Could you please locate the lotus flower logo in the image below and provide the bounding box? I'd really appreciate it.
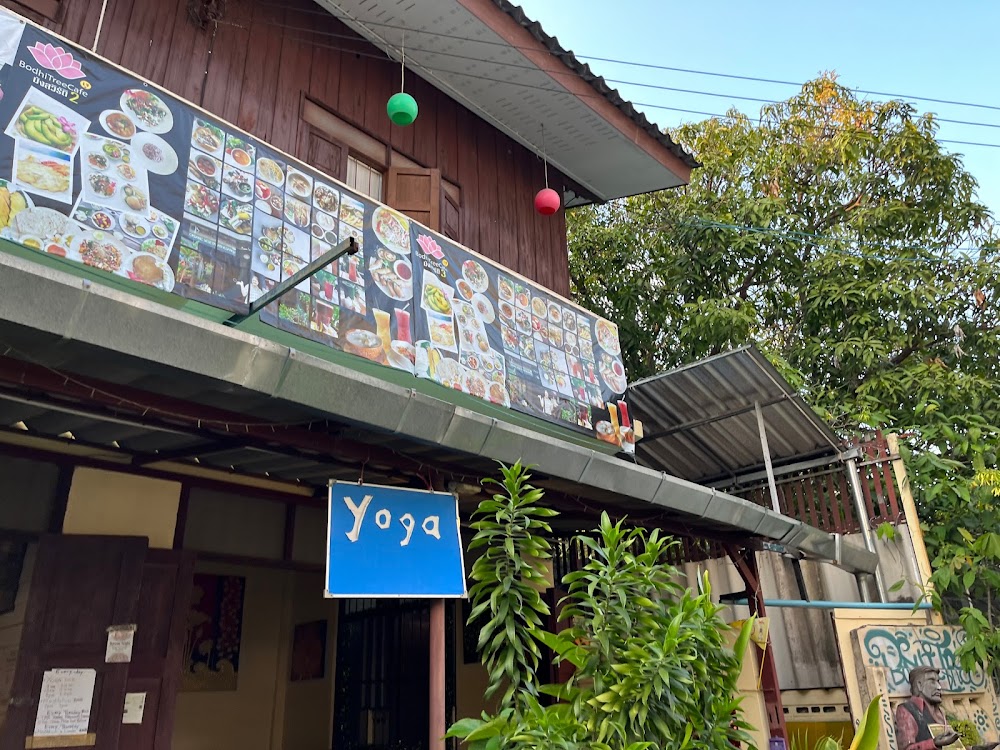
[27,43,85,80]
[416,234,444,260]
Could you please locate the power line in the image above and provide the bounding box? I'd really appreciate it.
[220,22,1000,151]
[675,217,992,263]
[240,13,1000,129]
[254,2,1000,116]
[576,55,1000,115]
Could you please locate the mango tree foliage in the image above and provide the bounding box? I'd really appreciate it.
[568,75,1000,678]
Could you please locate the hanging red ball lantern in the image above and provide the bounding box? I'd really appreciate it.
[534,187,560,216]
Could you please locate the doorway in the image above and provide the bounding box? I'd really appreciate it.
[333,598,459,750]
[0,534,193,750]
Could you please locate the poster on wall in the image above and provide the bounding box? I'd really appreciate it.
[0,9,632,447]
[183,574,245,692]
[0,10,416,370]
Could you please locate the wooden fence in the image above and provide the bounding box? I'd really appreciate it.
[733,433,902,534]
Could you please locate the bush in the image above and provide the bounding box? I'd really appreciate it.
[448,462,755,750]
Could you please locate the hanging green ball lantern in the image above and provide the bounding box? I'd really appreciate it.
[387,92,418,127]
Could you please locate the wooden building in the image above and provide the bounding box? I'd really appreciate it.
[0,2,878,750]
[4,0,695,296]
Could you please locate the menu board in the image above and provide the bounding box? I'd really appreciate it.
[0,11,632,447]
[410,228,632,445]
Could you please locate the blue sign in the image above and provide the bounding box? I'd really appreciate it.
[325,483,467,598]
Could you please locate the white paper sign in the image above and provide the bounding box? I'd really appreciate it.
[32,668,96,737]
[105,626,136,664]
[0,9,25,68]
[122,692,146,725]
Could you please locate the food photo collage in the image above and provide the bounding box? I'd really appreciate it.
[0,81,181,291]
[411,231,634,445]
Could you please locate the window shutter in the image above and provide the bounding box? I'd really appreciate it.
[303,129,349,184]
[386,167,441,232]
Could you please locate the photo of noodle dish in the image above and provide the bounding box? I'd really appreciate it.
[434,357,464,391]
[464,370,488,401]
[372,206,410,255]
[461,259,489,293]
[595,318,621,355]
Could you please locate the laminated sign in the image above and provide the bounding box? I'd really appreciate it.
[326,483,466,598]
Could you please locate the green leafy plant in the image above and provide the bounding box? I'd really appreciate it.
[467,461,556,707]
[876,522,898,542]
[450,463,754,750]
[537,514,753,749]
[849,698,883,750]
[947,716,981,748]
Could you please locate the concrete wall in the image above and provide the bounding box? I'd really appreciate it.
[688,526,927,695]
[281,572,339,750]
[173,561,290,750]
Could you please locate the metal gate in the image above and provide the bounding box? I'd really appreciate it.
[333,599,455,750]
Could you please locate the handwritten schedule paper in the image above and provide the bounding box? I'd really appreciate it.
[32,669,96,737]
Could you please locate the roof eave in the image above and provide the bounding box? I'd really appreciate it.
[0,252,874,575]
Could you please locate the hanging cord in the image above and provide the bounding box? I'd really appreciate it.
[541,124,549,189]
[400,31,405,93]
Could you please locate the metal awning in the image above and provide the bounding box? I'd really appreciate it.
[0,252,876,574]
[628,347,843,485]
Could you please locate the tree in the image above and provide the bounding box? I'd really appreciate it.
[567,75,1000,678]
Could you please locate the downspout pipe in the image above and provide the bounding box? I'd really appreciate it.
[843,456,888,602]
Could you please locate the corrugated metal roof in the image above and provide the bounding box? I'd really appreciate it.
[628,346,842,484]
[493,0,699,170]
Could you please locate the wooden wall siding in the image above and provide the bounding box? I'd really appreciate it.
[3,0,571,295]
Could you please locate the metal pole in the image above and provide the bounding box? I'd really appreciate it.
[844,458,887,602]
[727,598,932,611]
[754,401,781,513]
[226,237,358,327]
[429,599,446,750]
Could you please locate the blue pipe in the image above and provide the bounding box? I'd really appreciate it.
[728,598,932,611]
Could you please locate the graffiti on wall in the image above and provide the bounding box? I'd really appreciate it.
[858,626,987,696]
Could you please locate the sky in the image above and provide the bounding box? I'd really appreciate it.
[516,0,1000,221]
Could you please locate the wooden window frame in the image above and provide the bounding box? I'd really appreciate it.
[346,153,386,202]
[300,96,462,240]
[8,0,63,23]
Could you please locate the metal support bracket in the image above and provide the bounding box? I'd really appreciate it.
[225,237,358,328]
[754,401,781,513]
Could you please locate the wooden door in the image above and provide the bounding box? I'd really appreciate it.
[0,535,147,750]
[386,167,441,232]
[119,550,195,750]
